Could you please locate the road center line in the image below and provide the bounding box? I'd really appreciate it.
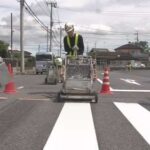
[114,102,150,145]
[43,103,99,150]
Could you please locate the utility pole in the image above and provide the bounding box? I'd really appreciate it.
[87,44,89,53]
[10,13,13,56]
[46,26,49,52]
[95,41,97,48]
[135,31,139,42]
[38,45,40,52]
[20,0,25,73]
[59,26,62,57]
[47,1,57,52]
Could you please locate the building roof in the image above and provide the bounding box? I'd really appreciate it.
[90,48,109,52]
[115,43,143,51]
[8,49,32,55]
[89,51,133,60]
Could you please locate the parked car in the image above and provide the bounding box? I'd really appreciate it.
[133,63,146,68]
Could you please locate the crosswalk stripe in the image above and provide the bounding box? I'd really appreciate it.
[43,103,99,150]
[114,102,150,145]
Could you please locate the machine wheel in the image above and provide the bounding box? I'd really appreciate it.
[94,93,98,103]
[57,92,63,102]
[45,78,47,84]
[91,93,98,103]
[54,79,57,85]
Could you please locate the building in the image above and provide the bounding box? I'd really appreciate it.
[89,43,149,68]
[8,49,32,58]
[4,49,35,68]
[115,43,149,62]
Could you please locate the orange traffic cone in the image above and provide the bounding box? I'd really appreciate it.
[100,67,112,94]
[3,64,16,94]
[3,82,16,94]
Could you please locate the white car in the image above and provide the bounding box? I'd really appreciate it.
[133,63,145,68]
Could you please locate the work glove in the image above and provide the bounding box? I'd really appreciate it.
[72,45,79,51]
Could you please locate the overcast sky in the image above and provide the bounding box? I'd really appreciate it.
[1,0,150,55]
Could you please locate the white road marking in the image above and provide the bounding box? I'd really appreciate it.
[43,103,99,150]
[18,97,50,101]
[96,78,113,91]
[17,86,24,90]
[120,78,141,85]
[97,78,103,84]
[97,78,150,92]
[0,97,8,100]
[114,102,150,145]
[112,89,150,92]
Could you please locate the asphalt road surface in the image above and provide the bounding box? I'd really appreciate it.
[0,70,150,150]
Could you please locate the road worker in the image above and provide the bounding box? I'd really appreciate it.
[63,23,84,57]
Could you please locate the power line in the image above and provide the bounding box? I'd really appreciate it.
[24,1,48,32]
[34,0,50,16]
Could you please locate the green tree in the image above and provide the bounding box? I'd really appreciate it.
[134,41,150,53]
[0,40,9,58]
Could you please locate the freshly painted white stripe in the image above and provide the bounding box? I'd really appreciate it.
[18,98,50,101]
[0,97,8,100]
[43,103,99,150]
[97,78,113,90]
[97,78,150,92]
[112,89,150,92]
[120,78,141,85]
[114,102,150,145]
[97,78,103,84]
[17,86,24,90]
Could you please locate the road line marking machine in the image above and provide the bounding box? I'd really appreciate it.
[57,55,98,103]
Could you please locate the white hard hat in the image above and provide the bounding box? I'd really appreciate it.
[64,23,74,33]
